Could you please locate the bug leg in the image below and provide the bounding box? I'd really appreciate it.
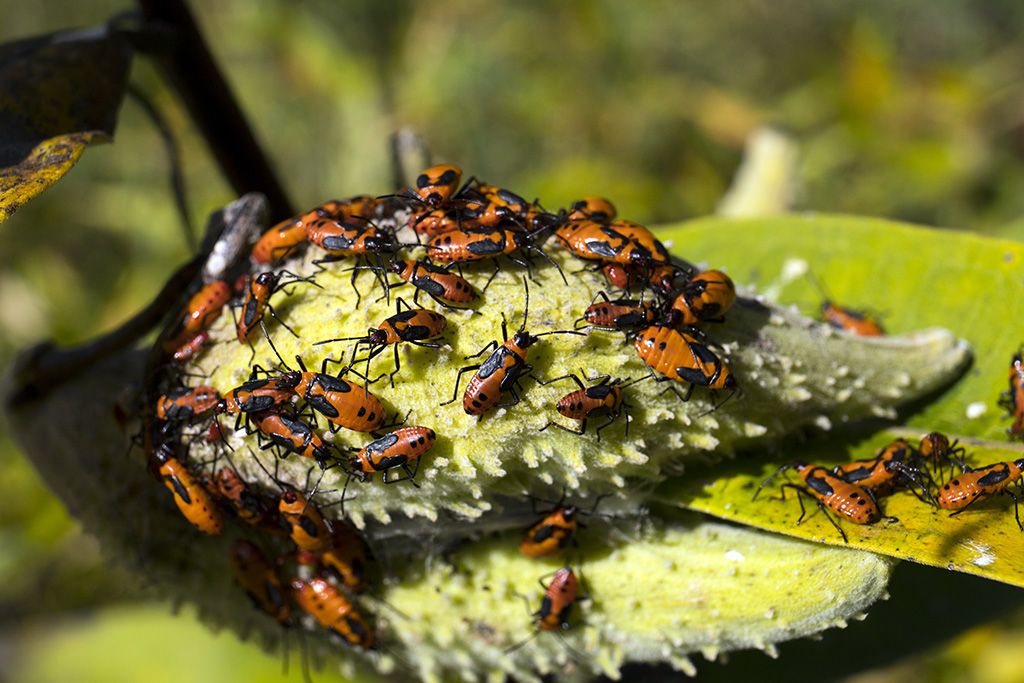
[539,420,586,436]
[440,364,482,406]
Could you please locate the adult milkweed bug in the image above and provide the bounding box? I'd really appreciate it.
[231,539,291,624]
[290,576,376,649]
[575,292,658,333]
[151,444,224,535]
[345,426,436,485]
[162,280,232,357]
[832,438,935,503]
[441,279,582,416]
[999,350,1024,441]
[754,461,881,543]
[518,494,609,559]
[917,432,966,482]
[387,259,478,307]
[314,297,448,388]
[667,269,736,326]
[633,325,738,405]
[156,386,222,422]
[538,373,632,441]
[937,459,1024,530]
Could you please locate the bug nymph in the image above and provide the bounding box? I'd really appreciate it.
[538,372,633,441]
[754,461,881,543]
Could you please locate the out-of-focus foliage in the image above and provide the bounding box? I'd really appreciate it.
[3,1,1024,682]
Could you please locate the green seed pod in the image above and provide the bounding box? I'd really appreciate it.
[2,195,969,681]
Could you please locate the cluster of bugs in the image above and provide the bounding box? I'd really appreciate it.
[138,162,754,667]
[757,429,1024,541]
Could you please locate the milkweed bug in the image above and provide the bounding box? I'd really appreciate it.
[519,494,609,559]
[667,269,736,326]
[833,438,935,504]
[252,216,309,264]
[231,540,291,624]
[218,374,301,420]
[279,487,335,553]
[937,459,1024,530]
[565,197,616,223]
[575,292,658,333]
[426,226,567,285]
[345,426,436,485]
[314,297,448,388]
[170,331,211,363]
[538,373,632,441]
[236,270,320,347]
[754,462,881,543]
[250,410,339,467]
[290,576,376,649]
[152,444,224,535]
[506,567,588,658]
[162,280,232,357]
[387,259,478,307]
[213,466,280,529]
[289,356,386,433]
[807,271,885,336]
[999,350,1024,441]
[408,205,472,239]
[917,432,966,482]
[441,280,582,416]
[553,220,670,268]
[410,163,463,206]
[633,325,738,405]
[317,522,374,594]
[156,386,221,422]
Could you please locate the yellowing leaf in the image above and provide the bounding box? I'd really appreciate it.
[657,430,1024,588]
[0,25,131,220]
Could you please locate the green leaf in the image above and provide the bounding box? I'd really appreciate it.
[658,430,1024,588]
[652,214,1024,587]
[0,25,132,220]
[657,213,1022,440]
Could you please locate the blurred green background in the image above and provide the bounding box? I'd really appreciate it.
[4,1,1024,681]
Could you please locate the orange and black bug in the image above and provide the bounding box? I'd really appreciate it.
[236,270,320,347]
[554,219,671,269]
[408,205,474,238]
[534,568,580,632]
[408,163,463,206]
[538,373,632,441]
[426,226,567,285]
[317,522,373,594]
[279,488,335,553]
[156,386,222,422]
[162,280,232,357]
[289,356,386,433]
[633,325,738,404]
[576,292,658,333]
[217,374,301,430]
[231,540,291,624]
[442,280,581,416]
[519,495,609,559]
[346,426,436,485]
[832,438,935,504]
[807,272,885,336]
[170,331,211,362]
[315,298,448,388]
[917,432,967,482]
[460,185,534,230]
[754,462,881,543]
[667,269,737,326]
[937,459,1024,530]
[999,351,1024,441]
[251,410,339,467]
[152,444,224,535]
[387,259,478,307]
[252,216,309,264]
[213,466,279,529]
[290,577,376,649]
[565,196,616,223]
[601,262,641,290]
